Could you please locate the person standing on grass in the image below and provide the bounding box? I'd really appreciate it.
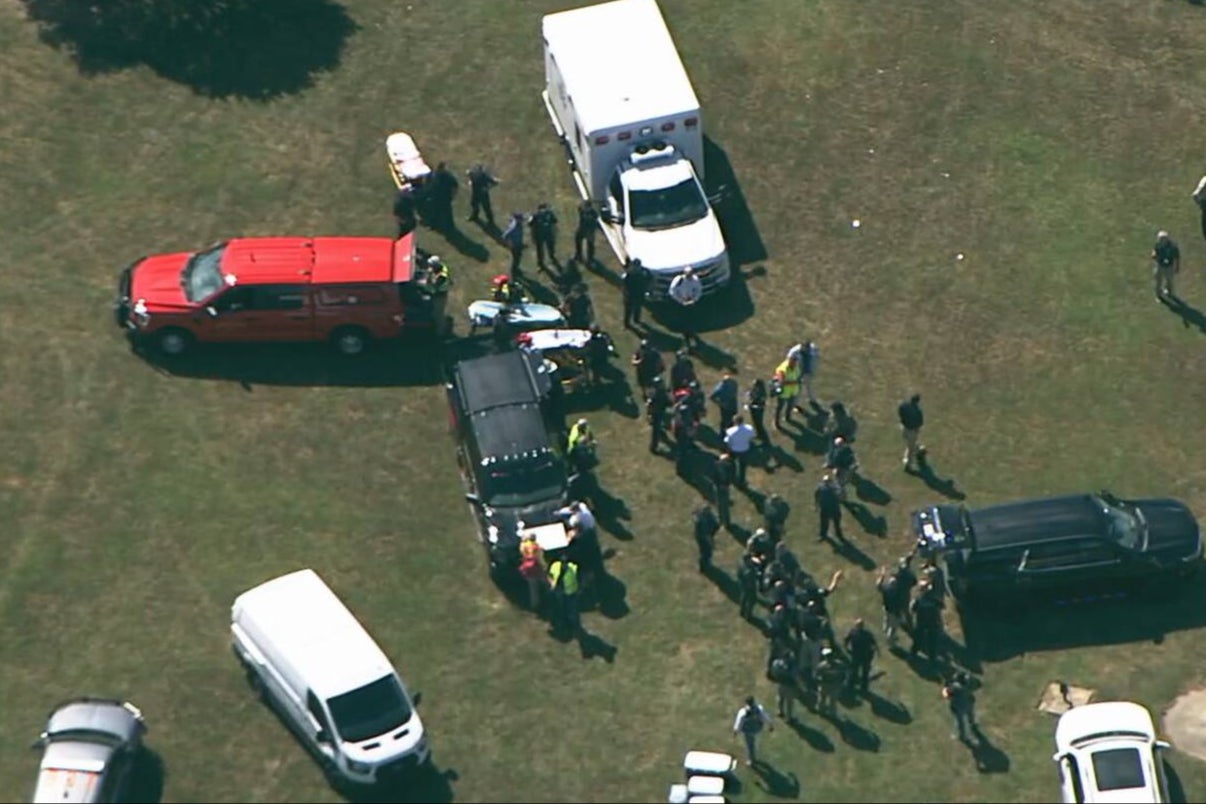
[501,212,526,282]
[668,267,703,350]
[1193,175,1206,243]
[710,371,740,432]
[814,648,845,718]
[746,378,771,446]
[724,415,756,488]
[622,258,651,329]
[815,472,844,543]
[769,648,798,723]
[943,671,980,746]
[875,565,908,648]
[1151,230,1180,302]
[632,339,664,399]
[772,354,802,429]
[693,504,720,572]
[518,533,546,613]
[529,202,559,275]
[393,185,418,239]
[732,696,774,766]
[738,551,760,621]
[898,392,926,471]
[787,340,820,409]
[843,618,878,696]
[574,199,600,265]
[712,452,736,527]
[466,163,498,228]
[762,493,790,543]
[646,379,671,455]
[910,580,945,662]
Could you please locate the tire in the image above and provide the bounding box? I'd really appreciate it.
[331,327,371,357]
[155,328,193,357]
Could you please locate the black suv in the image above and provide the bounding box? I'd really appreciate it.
[447,349,568,577]
[912,491,1202,606]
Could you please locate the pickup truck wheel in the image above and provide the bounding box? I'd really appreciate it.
[331,327,371,357]
[155,328,193,357]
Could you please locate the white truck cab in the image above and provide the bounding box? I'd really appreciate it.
[542,0,730,296]
[231,569,429,789]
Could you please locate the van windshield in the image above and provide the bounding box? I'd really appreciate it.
[327,675,412,743]
[182,243,228,303]
[628,179,709,230]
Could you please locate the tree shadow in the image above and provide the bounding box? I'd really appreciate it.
[844,501,888,537]
[907,461,966,501]
[702,563,740,604]
[827,537,877,571]
[786,718,835,753]
[866,691,912,725]
[126,746,166,804]
[837,718,881,752]
[21,0,358,100]
[970,731,1010,775]
[853,475,892,506]
[751,762,800,799]
[703,136,768,267]
[956,575,1206,663]
[345,764,457,804]
[132,339,448,388]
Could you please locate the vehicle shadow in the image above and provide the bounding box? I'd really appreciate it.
[345,764,457,803]
[126,746,166,804]
[957,578,1206,663]
[20,0,358,100]
[132,339,447,388]
[703,136,768,268]
[907,459,966,501]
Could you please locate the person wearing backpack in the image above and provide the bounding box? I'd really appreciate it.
[732,696,774,766]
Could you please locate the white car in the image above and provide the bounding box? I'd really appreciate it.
[31,698,146,803]
[1053,701,1172,803]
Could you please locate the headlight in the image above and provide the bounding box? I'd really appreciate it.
[487,525,499,545]
[132,299,150,328]
[346,759,373,774]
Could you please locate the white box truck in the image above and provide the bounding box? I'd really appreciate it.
[541,0,731,296]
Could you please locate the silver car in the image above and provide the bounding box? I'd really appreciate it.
[31,698,146,804]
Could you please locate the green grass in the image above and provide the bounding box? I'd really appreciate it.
[4,0,1206,801]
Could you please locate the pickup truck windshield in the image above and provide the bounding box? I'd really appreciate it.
[628,179,709,230]
[485,457,566,509]
[182,243,228,303]
[1093,496,1144,550]
[327,675,412,744]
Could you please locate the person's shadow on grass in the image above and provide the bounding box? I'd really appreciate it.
[578,628,618,663]
[970,730,1010,774]
[866,691,912,724]
[750,762,800,798]
[827,536,877,570]
[844,500,888,537]
[837,718,881,752]
[786,717,835,753]
[907,457,966,501]
[702,563,741,604]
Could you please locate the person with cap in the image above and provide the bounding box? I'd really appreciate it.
[843,618,879,696]
[585,323,617,386]
[567,417,596,472]
[692,504,720,572]
[558,500,601,588]
[1151,230,1180,302]
[546,555,582,637]
[466,163,499,228]
[825,436,858,499]
[732,695,774,766]
[711,452,737,527]
[1193,174,1206,243]
[898,392,926,471]
[574,199,600,265]
[621,258,651,329]
[772,354,802,429]
[529,202,559,275]
[737,550,761,621]
[815,471,845,543]
[632,339,664,400]
[501,212,526,282]
[724,414,756,488]
[518,532,546,613]
[942,671,980,746]
[646,378,671,454]
[787,340,820,409]
[745,526,776,572]
[814,647,845,718]
[668,267,703,350]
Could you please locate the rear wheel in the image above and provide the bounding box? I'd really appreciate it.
[331,327,371,357]
[155,328,193,357]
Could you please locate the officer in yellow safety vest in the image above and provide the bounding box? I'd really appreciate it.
[547,557,581,636]
[566,418,596,472]
[773,355,802,429]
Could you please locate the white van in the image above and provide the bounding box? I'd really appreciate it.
[231,568,429,787]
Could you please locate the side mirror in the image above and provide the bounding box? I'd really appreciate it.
[1156,740,1171,750]
[316,729,332,745]
[464,493,481,505]
[413,691,423,707]
[31,734,48,750]
[1052,751,1065,762]
[205,306,218,318]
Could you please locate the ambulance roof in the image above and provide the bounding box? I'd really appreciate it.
[543,0,700,134]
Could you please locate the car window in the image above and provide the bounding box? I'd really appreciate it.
[212,286,254,313]
[1091,747,1147,792]
[253,286,307,311]
[609,172,625,209]
[1022,539,1116,570]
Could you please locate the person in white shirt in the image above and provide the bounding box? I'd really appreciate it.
[668,267,703,351]
[732,695,774,766]
[556,500,596,539]
[786,340,819,408]
[1193,174,1206,243]
[724,415,756,487]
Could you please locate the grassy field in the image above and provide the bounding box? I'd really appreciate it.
[4,0,1206,801]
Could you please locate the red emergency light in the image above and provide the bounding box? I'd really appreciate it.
[617,131,632,141]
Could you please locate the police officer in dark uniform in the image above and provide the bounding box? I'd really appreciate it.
[646,378,671,454]
[670,348,697,391]
[564,283,594,329]
[632,340,664,399]
[815,473,844,542]
[747,378,770,446]
[693,504,720,572]
[762,493,790,542]
[466,163,498,228]
[575,199,600,264]
[530,203,559,273]
[737,551,760,621]
[712,453,736,527]
[843,618,878,696]
[910,581,945,662]
[622,258,651,329]
[585,324,617,386]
